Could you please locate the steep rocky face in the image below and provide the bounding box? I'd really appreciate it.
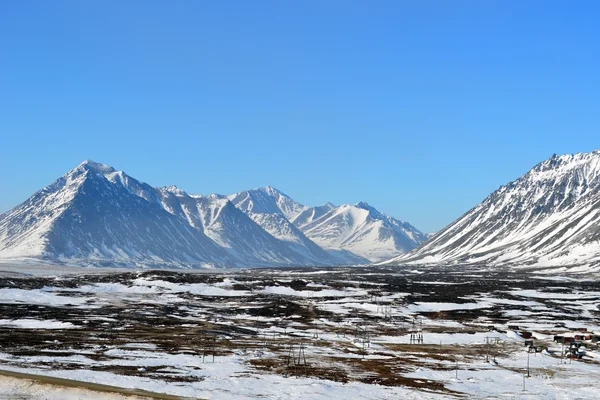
[391,151,600,267]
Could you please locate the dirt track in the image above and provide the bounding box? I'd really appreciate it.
[0,369,199,400]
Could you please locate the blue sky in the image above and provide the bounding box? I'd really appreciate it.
[1,1,598,233]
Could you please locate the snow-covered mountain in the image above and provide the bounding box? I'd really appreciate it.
[228,188,367,264]
[0,162,344,267]
[390,151,600,267]
[227,188,428,263]
[154,187,338,266]
[295,202,429,262]
[1,161,426,268]
[0,161,230,267]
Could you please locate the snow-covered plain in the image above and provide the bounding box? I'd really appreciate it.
[0,264,598,399]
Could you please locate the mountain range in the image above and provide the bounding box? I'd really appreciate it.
[388,150,600,268]
[4,150,600,270]
[0,161,426,268]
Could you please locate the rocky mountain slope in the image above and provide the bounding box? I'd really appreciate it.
[389,151,600,267]
[0,162,230,267]
[0,161,426,268]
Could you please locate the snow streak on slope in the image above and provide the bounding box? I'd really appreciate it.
[392,151,600,267]
[301,202,429,262]
[247,213,346,264]
[291,203,336,229]
[158,188,337,266]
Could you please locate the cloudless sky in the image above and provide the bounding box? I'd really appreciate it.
[1,1,599,233]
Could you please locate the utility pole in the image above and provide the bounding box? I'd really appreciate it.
[108,321,116,346]
[455,359,458,379]
[483,336,498,363]
[410,317,423,345]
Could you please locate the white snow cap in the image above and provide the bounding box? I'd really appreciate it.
[78,160,115,174]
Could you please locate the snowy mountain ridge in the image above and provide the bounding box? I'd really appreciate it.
[296,201,429,262]
[228,186,308,220]
[388,150,600,268]
[0,160,426,268]
[227,187,427,262]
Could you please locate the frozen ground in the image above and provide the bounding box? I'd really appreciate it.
[0,264,598,399]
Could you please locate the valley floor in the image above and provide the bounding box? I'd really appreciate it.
[0,264,598,399]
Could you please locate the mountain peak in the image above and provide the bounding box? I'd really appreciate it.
[77,160,115,174]
[355,201,371,209]
[229,186,306,220]
[259,186,285,196]
[354,201,383,217]
[160,185,188,197]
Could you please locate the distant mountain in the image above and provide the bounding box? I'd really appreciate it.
[0,161,426,268]
[155,187,337,266]
[388,151,600,267]
[296,201,428,262]
[228,188,367,264]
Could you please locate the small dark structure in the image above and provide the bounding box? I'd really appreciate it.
[520,331,533,339]
[508,325,520,330]
[528,345,545,353]
[554,335,564,343]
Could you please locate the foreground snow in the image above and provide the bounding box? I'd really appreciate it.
[0,265,598,399]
